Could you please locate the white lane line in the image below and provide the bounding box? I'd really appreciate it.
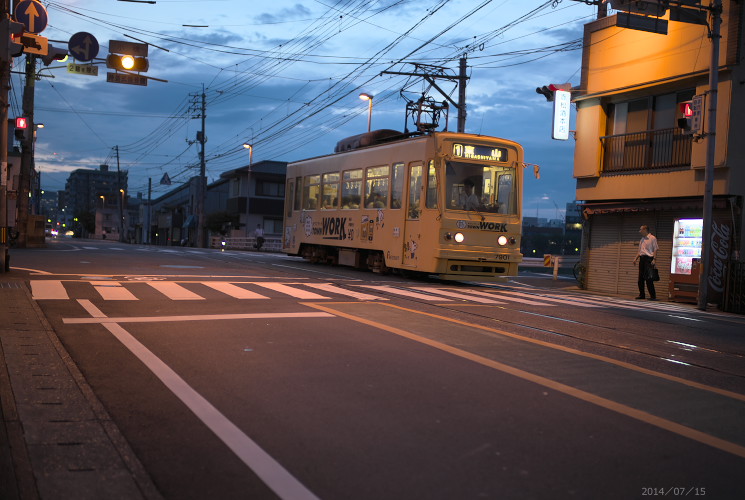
[63,311,334,324]
[202,282,270,300]
[73,300,320,500]
[252,282,330,300]
[30,280,68,300]
[304,283,388,301]
[91,281,138,301]
[409,287,507,304]
[353,285,454,301]
[147,281,204,300]
[82,246,98,250]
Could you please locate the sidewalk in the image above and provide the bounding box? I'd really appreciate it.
[0,271,161,500]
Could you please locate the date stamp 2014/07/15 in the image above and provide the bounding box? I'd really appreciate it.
[641,487,706,496]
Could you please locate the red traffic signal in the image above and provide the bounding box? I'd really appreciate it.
[15,116,28,129]
[679,101,693,118]
[535,83,572,102]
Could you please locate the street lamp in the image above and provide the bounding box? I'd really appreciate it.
[242,143,253,168]
[359,93,373,133]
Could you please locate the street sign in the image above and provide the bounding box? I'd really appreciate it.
[691,94,705,135]
[68,32,99,62]
[14,0,48,34]
[18,33,47,56]
[108,40,148,57]
[160,173,171,185]
[107,72,148,87]
[67,62,98,76]
[552,90,571,141]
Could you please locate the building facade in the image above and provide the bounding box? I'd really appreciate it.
[573,2,744,306]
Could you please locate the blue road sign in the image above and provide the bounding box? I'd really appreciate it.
[14,0,48,34]
[68,32,99,62]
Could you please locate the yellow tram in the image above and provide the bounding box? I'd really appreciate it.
[282,129,524,281]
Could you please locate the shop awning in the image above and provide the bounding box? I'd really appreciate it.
[580,197,730,217]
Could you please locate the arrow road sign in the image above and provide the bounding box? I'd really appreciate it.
[68,32,99,62]
[14,0,48,34]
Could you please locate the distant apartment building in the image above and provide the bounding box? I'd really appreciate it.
[573,2,744,307]
[64,164,127,219]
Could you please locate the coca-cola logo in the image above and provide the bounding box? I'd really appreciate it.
[708,221,730,293]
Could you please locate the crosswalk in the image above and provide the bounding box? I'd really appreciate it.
[26,279,690,312]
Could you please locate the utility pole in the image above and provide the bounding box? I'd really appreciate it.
[16,53,36,247]
[1,1,14,271]
[457,56,467,133]
[698,0,722,311]
[195,86,206,248]
[114,145,125,242]
[145,176,151,244]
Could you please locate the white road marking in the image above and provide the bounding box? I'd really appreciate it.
[304,283,387,301]
[353,285,454,301]
[63,311,334,324]
[409,287,507,304]
[72,300,320,500]
[30,280,68,300]
[481,289,599,307]
[91,281,138,301]
[252,282,330,300]
[202,282,269,299]
[147,281,204,300]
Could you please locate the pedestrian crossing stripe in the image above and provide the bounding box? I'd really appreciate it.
[28,280,693,312]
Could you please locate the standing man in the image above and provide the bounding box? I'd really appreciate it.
[254,224,265,251]
[633,224,659,300]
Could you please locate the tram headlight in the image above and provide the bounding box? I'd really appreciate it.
[454,232,465,243]
[497,235,508,246]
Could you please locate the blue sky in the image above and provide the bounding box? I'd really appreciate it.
[17,0,599,220]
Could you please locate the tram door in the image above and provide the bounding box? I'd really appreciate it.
[402,163,423,267]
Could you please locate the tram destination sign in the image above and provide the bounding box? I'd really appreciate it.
[452,143,508,162]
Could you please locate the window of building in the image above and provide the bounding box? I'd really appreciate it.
[256,180,285,197]
[262,218,283,235]
[230,178,241,197]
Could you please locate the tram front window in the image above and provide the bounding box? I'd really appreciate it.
[445,161,516,214]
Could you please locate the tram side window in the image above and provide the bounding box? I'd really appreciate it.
[322,172,340,209]
[304,174,320,210]
[425,160,438,209]
[293,176,303,211]
[391,163,404,209]
[408,164,422,219]
[365,165,389,208]
[341,169,362,209]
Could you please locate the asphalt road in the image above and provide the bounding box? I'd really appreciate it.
[9,238,745,499]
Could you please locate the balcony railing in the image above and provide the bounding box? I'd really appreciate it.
[600,128,692,173]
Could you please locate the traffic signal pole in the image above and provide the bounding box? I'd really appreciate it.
[1,1,12,272]
[16,53,35,248]
[698,0,722,311]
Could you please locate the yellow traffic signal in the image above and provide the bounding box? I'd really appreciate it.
[106,53,149,72]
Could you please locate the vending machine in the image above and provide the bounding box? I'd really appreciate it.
[671,218,703,275]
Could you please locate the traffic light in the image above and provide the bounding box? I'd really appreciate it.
[107,53,149,72]
[677,101,693,132]
[41,45,68,65]
[14,116,29,141]
[0,18,24,62]
[535,83,572,102]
